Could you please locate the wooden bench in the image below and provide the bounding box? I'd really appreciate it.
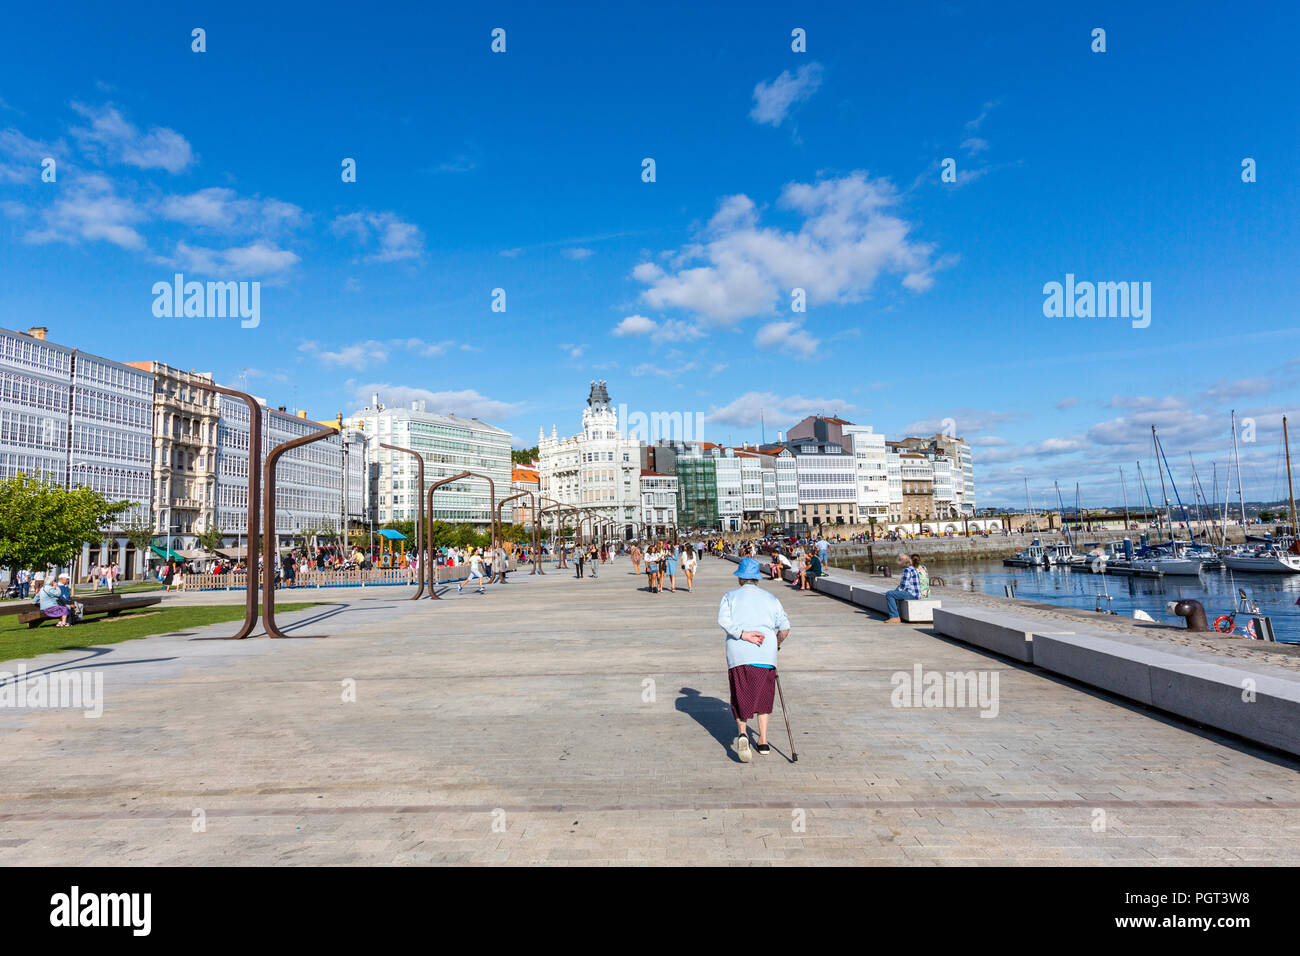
[18,594,163,628]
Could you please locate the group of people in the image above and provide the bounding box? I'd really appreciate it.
[628,542,698,593]
[28,572,79,628]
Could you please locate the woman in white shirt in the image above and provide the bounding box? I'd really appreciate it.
[681,546,698,591]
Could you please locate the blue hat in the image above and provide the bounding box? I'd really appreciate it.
[734,557,762,580]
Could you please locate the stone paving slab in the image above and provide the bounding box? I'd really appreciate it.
[0,555,1298,865]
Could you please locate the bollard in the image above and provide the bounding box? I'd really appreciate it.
[1167,599,1209,632]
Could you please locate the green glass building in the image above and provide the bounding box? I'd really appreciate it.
[676,457,719,529]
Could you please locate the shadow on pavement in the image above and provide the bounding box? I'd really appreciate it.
[676,686,742,763]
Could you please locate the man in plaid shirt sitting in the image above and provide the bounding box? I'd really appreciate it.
[883,553,922,623]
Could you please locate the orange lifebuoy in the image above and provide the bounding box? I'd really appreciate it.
[1213,615,1234,633]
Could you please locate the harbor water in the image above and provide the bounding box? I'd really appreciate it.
[831,557,1300,643]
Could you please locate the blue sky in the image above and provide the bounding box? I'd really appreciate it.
[2,0,1298,506]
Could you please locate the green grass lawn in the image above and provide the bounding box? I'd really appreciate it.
[0,602,321,664]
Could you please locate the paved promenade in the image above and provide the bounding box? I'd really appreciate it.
[1,555,1299,865]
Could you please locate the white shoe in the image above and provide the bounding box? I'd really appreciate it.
[735,736,752,763]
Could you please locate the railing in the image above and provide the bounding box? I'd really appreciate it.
[181,568,415,591]
[180,560,525,591]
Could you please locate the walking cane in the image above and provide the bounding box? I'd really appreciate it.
[774,670,798,762]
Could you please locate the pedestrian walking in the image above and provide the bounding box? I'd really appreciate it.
[717,557,790,762]
[457,547,487,594]
[681,545,697,591]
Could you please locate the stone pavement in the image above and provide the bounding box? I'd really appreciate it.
[1,554,1299,865]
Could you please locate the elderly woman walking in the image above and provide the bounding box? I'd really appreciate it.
[717,557,791,761]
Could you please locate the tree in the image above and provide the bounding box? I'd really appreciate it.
[122,514,156,558]
[511,446,538,465]
[1258,510,1276,523]
[0,473,129,576]
[196,524,226,555]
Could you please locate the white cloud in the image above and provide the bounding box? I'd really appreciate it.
[706,391,854,429]
[23,172,145,249]
[964,100,1000,132]
[0,128,65,183]
[351,384,523,422]
[70,102,193,173]
[611,314,704,341]
[173,240,300,277]
[755,320,818,358]
[633,172,942,325]
[750,63,824,126]
[562,247,593,260]
[300,337,455,370]
[1055,397,1080,410]
[961,137,989,155]
[613,314,656,336]
[1200,377,1275,402]
[332,211,425,262]
[159,187,306,234]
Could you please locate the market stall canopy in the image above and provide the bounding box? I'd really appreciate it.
[149,545,185,562]
[377,529,407,540]
[214,547,248,559]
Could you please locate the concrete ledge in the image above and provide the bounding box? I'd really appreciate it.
[851,584,888,615]
[1032,631,1300,756]
[814,578,853,601]
[932,607,1050,663]
[900,599,941,623]
[1032,632,1158,704]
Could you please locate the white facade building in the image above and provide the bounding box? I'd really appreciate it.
[842,424,890,521]
[0,327,153,578]
[538,382,643,537]
[714,454,743,531]
[216,398,359,549]
[639,470,679,531]
[346,399,512,528]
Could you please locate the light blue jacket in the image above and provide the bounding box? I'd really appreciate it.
[718,584,790,669]
[31,584,63,611]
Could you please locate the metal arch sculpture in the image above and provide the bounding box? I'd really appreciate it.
[380,442,425,600]
[424,470,471,599]
[537,496,570,567]
[263,422,339,638]
[197,384,262,640]
[495,491,542,574]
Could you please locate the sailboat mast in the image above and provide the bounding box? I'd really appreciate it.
[1152,426,1172,541]
[1120,465,1130,531]
[1024,477,1034,531]
[1285,415,1297,541]
[1231,410,1246,531]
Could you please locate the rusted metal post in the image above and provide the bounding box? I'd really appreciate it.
[264,423,338,638]
[425,471,471,599]
[198,384,262,640]
[380,442,424,600]
[495,490,539,574]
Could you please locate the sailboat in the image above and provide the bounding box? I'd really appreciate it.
[1127,427,1204,575]
[1222,415,1300,573]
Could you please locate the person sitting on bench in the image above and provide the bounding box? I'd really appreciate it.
[30,574,73,628]
[883,553,922,623]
